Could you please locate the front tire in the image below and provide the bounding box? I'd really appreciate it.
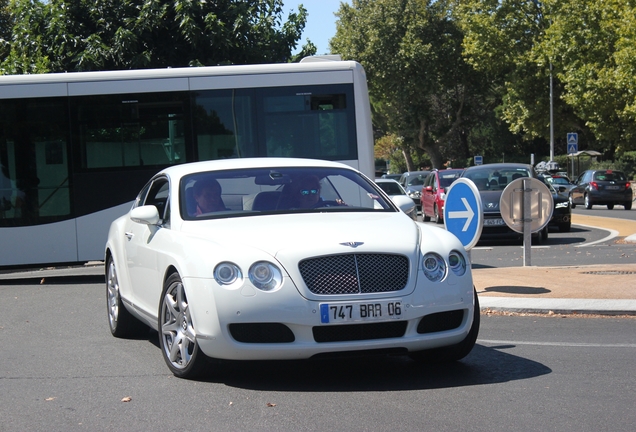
[607,204,614,210]
[158,273,207,379]
[106,256,145,338]
[569,194,576,209]
[559,222,571,232]
[409,290,480,363]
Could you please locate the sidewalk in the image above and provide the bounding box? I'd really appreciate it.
[474,213,636,315]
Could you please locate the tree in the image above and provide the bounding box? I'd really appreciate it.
[0,0,11,61]
[1,0,314,74]
[547,0,636,149]
[331,0,492,170]
[455,0,636,154]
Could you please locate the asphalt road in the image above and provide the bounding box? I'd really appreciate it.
[1,278,635,431]
[571,206,636,221]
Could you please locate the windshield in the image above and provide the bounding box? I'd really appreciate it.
[548,177,570,186]
[180,166,395,220]
[463,167,531,191]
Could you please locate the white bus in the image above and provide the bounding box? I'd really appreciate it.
[0,57,374,267]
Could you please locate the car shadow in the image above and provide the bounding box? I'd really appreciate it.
[186,344,551,391]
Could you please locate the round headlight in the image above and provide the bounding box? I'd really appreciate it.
[214,262,242,285]
[422,252,446,282]
[448,250,467,276]
[249,261,283,291]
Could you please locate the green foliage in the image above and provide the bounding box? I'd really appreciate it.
[593,151,636,180]
[456,0,636,154]
[1,0,310,74]
[331,0,494,171]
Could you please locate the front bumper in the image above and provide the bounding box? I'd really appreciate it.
[184,275,475,360]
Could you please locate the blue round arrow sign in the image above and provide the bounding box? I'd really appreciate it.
[443,178,483,250]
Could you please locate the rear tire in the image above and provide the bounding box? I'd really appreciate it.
[584,194,593,209]
[409,290,480,363]
[607,204,614,210]
[625,201,632,210]
[106,256,146,338]
[531,227,546,245]
[433,204,442,224]
[158,273,208,379]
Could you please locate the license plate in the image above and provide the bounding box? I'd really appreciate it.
[484,218,506,226]
[320,300,403,324]
[606,185,620,190]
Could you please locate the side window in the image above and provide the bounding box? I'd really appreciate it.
[575,173,585,184]
[134,182,152,209]
[143,178,170,220]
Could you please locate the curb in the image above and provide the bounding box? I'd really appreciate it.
[479,297,636,316]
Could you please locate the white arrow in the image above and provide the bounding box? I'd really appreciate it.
[448,197,475,231]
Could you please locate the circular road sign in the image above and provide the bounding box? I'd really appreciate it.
[499,177,553,234]
[443,178,483,250]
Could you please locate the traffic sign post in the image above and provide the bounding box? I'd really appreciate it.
[443,178,483,252]
[474,155,483,166]
[500,178,553,266]
[567,132,578,178]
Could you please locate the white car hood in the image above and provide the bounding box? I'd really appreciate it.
[179,212,420,258]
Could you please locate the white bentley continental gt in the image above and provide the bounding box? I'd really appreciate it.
[105,158,479,378]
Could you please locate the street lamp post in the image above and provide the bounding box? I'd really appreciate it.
[549,61,554,162]
[532,0,554,163]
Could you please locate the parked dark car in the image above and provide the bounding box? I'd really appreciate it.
[544,174,576,195]
[569,169,632,210]
[538,175,572,232]
[461,163,548,244]
[420,168,464,224]
[398,170,430,212]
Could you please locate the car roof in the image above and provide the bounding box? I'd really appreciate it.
[156,157,356,180]
[375,178,400,184]
[463,162,533,172]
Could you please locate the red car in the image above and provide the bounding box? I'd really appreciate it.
[421,169,464,223]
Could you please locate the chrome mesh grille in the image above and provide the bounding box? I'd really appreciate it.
[298,253,409,295]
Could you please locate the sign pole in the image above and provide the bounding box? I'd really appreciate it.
[522,178,532,266]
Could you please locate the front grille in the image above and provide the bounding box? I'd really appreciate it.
[299,253,409,295]
[229,323,295,343]
[416,310,464,334]
[313,321,407,342]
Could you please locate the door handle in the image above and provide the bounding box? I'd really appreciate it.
[125,232,134,240]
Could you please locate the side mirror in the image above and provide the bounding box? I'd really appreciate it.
[391,195,417,218]
[130,205,160,225]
